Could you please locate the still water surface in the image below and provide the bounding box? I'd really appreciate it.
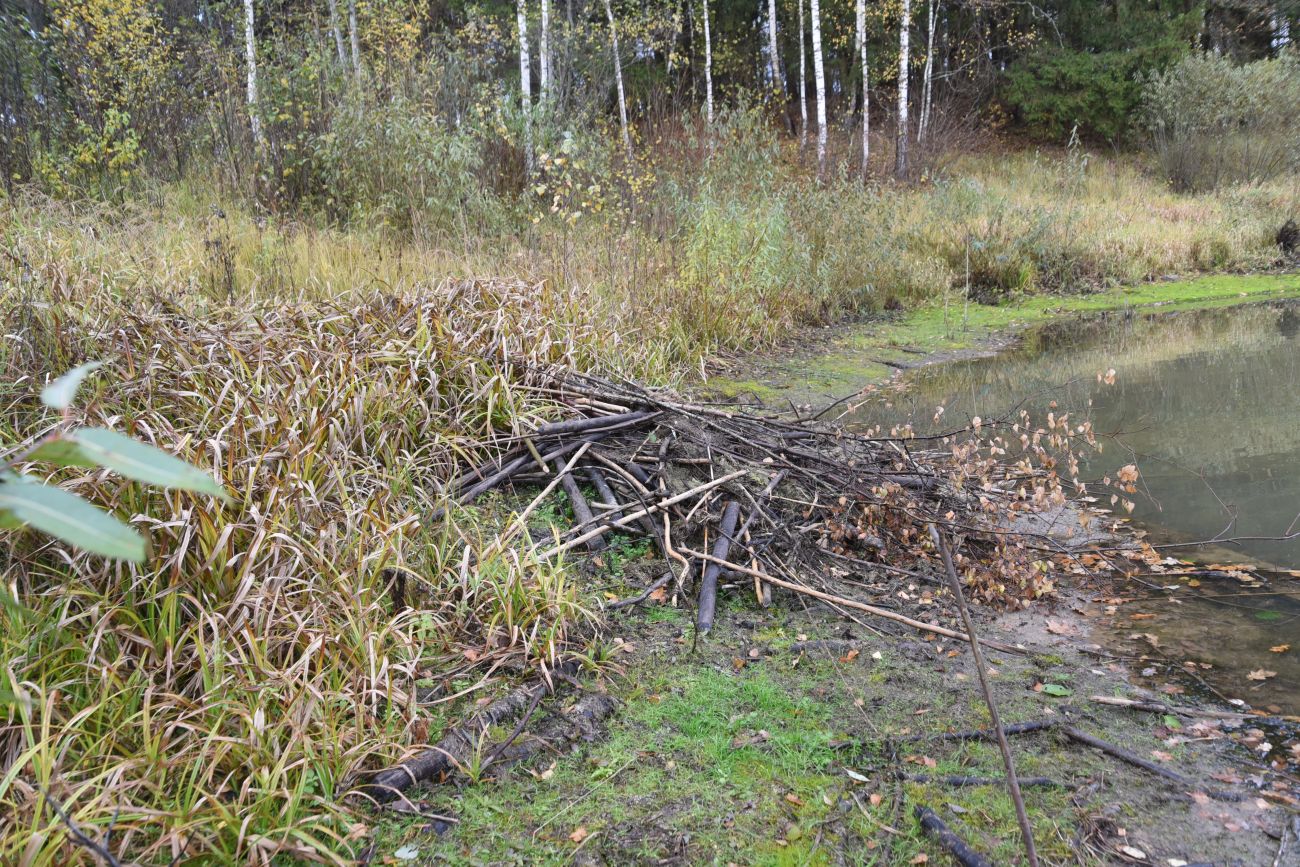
[846,302,1300,711]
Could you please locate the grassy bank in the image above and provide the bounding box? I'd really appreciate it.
[710,272,1300,403]
[0,142,1297,863]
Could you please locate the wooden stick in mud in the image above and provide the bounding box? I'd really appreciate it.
[696,501,741,634]
[679,548,1025,655]
[914,806,994,867]
[932,526,1039,867]
[1060,726,1244,801]
[1087,695,1256,721]
[904,773,1060,788]
[537,470,748,559]
[532,409,656,437]
[905,719,1057,743]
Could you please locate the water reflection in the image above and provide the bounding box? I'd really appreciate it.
[846,302,1300,711]
[849,303,1300,566]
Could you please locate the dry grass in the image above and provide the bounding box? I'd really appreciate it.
[0,141,1295,862]
[0,278,615,864]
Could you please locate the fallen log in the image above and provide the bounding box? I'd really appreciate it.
[914,806,994,867]
[533,410,655,437]
[356,661,578,803]
[696,501,741,634]
[560,472,606,553]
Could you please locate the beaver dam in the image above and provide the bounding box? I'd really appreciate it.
[347,363,1300,865]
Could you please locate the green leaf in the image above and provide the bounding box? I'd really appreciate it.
[26,438,96,468]
[1040,683,1073,697]
[40,362,103,410]
[1162,714,1182,729]
[0,477,146,561]
[71,428,230,502]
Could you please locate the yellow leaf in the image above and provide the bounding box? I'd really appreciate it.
[1270,644,1290,653]
[569,827,589,843]
[1247,669,1277,681]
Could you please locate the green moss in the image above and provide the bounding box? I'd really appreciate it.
[716,272,1300,405]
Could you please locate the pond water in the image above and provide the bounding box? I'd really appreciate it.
[844,302,1300,713]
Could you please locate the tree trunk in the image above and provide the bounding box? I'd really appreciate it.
[517,0,533,168]
[243,0,261,145]
[603,0,632,156]
[855,0,868,175]
[702,0,714,123]
[798,0,808,148]
[326,0,346,65]
[918,0,937,143]
[540,0,551,100]
[767,0,782,95]
[810,0,827,175]
[348,0,360,78]
[896,0,911,178]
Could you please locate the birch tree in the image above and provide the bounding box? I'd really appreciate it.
[702,0,715,123]
[603,0,632,156]
[810,0,827,173]
[767,0,782,95]
[326,0,346,65]
[348,0,361,78]
[918,0,937,143]
[798,0,808,147]
[896,0,911,178]
[243,0,261,145]
[855,0,868,174]
[540,0,551,100]
[517,0,533,167]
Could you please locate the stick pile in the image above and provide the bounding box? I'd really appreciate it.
[441,368,1026,649]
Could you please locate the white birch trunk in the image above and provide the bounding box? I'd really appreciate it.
[810,0,827,174]
[702,0,714,124]
[540,0,551,100]
[348,0,361,78]
[767,0,781,94]
[244,0,261,145]
[603,0,632,156]
[918,0,936,143]
[855,0,868,174]
[798,0,807,147]
[518,0,533,168]
[896,0,910,178]
[326,0,346,65]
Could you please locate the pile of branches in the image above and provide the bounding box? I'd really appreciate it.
[438,368,1051,647]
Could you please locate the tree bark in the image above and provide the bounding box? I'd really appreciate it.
[603,0,632,156]
[702,0,714,123]
[919,0,937,143]
[767,0,782,95]
[518,0,534,168]
[810,0,827,175]
[856,0,868,175]
[243,0,261,145]
[326,0,347,65]
[896,0,911,178]
[348,0,361,78]
[798,0,808,147]
[540,0,551,100]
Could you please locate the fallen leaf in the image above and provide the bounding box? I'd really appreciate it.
[784,793,805,807]
[909,855,928,865]
[839,648,860,663]
[569,827,589,843]
[869,792,883,807]
[1040,683,1072,697]
[1130,613,1156,621]
[1270,644,1290,653]
[1045,618,1079,636]
[394,845,421,861]
[1150,750,1174,762]
[1247,669,1277,681]
[1117,844,1147,860]
[648,585,668,603]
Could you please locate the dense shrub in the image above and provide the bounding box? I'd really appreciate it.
[1141,52,1300,191]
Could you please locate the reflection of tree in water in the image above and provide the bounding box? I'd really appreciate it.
[1278,306,1300,339]
[849,301,1300,566]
